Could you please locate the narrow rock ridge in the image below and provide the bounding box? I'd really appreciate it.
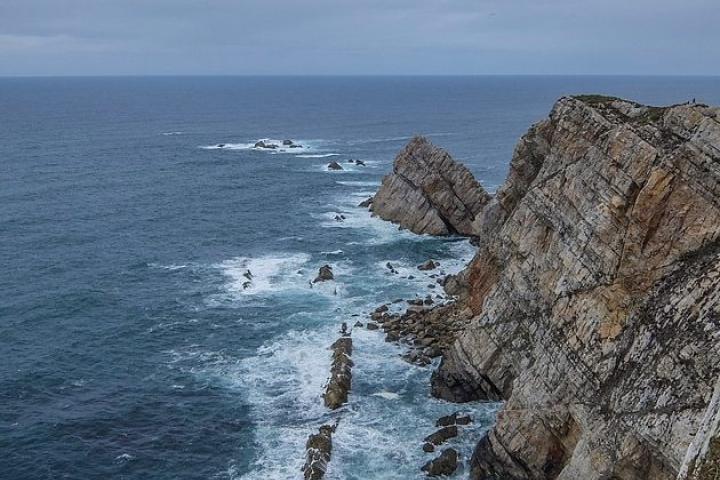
[303,424,335,480]
[323,335,353,410]
[371,136,491,236]
[377,96,720,479]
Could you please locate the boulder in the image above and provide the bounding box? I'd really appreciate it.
[422,448,458,477]
[327,161,343,171]
[323,337,353,409]
[424,426,458,446]
[313,265,334,283]
[358,197,374,208]
[418,260,439,271]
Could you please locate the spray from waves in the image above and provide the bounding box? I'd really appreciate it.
[200,139,320,154]
[325,328,500,479]
[335,181,381,187]
[229,326,339,480]
[215,253,354,301]
[296,153,341,158]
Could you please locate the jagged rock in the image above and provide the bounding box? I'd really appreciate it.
[418,260,439,271]
[323,337,353,409]
[282,139,294,146]
[428,96,720,480]
[422,448,458,477]
[327,161,343,171]
[355,159,366,166]
[254,140,278,149]
[358,197,373,208]
[313,265,334,283]
[303,424,334,480]
[423,442,435,453]
[372,136,491,235]
[424,426,458,446]
[436,412,472,427]
[366,322,379,330]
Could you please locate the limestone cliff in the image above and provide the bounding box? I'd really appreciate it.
[371,136,491,235]
[389,96,720,479]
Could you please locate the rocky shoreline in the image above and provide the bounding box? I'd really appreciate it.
[304,96,720,479]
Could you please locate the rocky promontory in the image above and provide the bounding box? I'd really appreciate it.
[371,136,491,235]
[375,96,720,479]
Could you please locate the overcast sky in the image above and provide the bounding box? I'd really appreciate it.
[0,0,718,76]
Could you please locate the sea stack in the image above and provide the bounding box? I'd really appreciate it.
[371,136,491,235]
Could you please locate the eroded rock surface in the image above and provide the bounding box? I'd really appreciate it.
[423,97,720,479]
[372,136,491,235]
[303,424,334,480]
[324,337,353,409]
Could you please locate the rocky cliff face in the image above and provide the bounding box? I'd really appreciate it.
[389,96,720,479]
[371,136,491,236]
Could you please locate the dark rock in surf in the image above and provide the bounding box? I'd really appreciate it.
[422,448,458,477]
[323,337,353,409]
[314,265,334,283]
[303,424,334,480]
[327,161,343,171]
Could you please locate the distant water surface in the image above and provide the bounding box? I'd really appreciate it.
[1,76,719,479]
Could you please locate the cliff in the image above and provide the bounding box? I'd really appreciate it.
[371,136,491,235]
[383,96,720,479]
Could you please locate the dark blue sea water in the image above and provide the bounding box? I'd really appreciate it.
[2,76,719,479]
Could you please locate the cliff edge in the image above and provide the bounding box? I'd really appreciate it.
[382,96,720,479]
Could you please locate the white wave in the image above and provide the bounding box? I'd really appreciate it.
[296,153,341,158]
[148,262,188,271]
[161,131,184,136]
[218,253,310,297]
[321,250,344,255]
[200,138,320,154]
[335,181,381,187]
[371,390,401,400]
[229,327,338,480]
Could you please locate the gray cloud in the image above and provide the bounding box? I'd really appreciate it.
[0,0,718,75]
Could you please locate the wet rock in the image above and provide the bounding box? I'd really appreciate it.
[366,322,379,330]
[422,448,458,477]
[354,321,364,328]
[303,424,334,480]
[407,298,424,306]
[372,136,491,235]
[327,161,343,171]
[436,412,472,427]
[355,159,366,166]
[423,442,435,453]
[282,139,295,146]
[313,265,334,283]
[254,140,278,149]
[358,197,373,208]
[418,260,439,271]
[323,337,353,410]
[424,426,458,446]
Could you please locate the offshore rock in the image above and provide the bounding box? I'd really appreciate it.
[323,337,353,409]
[372,136,491,235]
[428,96,720,479]
[422,448,459,477]
[303,424,334,480]
[313,265,334,283]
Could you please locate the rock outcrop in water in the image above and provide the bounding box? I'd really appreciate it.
[380,96,720,479]
[323,336,353,409]
[303,424,335,480]
[371,136,491,235]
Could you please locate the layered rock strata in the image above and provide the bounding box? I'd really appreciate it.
[371,136,491,235]
[378,96,720,479]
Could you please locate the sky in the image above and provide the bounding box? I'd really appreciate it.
[0,0,718,76]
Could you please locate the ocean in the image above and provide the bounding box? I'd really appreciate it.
[2,76,719,479]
